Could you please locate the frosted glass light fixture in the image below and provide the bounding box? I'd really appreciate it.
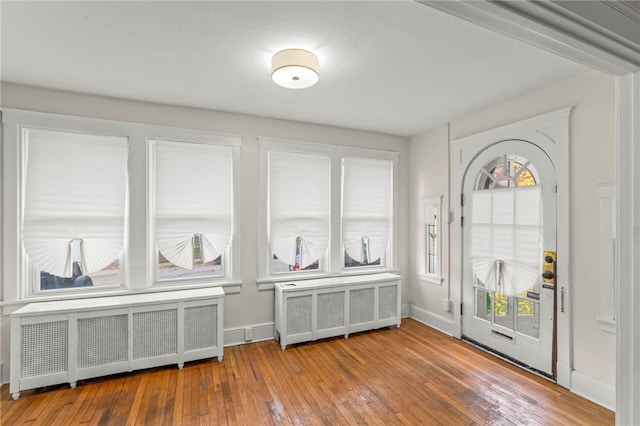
[271,49,319,89]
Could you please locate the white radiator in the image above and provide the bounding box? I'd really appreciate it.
[275,273,401,350]
[10,287,224,400]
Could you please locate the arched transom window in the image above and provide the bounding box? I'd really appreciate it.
[476,154,538,190]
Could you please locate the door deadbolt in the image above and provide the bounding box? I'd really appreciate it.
[542,250,557,287]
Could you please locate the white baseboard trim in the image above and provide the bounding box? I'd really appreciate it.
[408,304,455,336]
[571,370,616,411]
[223,323,275,347]
[1,363,8,385]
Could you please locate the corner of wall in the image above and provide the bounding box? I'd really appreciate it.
[1,363,8,385]
[408,304,455,337]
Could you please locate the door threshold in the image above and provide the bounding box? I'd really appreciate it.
[462,336,555,382]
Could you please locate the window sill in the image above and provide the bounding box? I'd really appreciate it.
[257,272,330,290]
[257,269,400,291]
[596,315,616,334]
[1,281,242,315]
[419,273,444,285]
[152,280,241,294]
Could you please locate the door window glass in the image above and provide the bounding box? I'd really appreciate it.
[472,154,542,338]
[477,154,538,189]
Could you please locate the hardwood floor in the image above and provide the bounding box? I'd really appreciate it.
[1,318,613,425]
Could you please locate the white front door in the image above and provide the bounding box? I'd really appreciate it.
[461,140,556,377]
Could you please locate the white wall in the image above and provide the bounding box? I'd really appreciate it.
[1,70,618,401]
[409,71,617,390]
[408,125,452,324]
[0,82,410,372]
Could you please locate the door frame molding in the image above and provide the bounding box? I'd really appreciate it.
[450,107,572,387]
[615,72,640,424]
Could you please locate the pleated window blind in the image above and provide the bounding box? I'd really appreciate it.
[342,157,393,267]
[268,151,331,270]
[259,138,397,279]
[22,128,128,281]
[153,139,233,280]
[470,186,542,296]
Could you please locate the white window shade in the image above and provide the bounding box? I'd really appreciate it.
[269,151,331,268]
[471,186,542,296]
[154,140,233,270]
[22,128,128,277]
[342,157,392,263]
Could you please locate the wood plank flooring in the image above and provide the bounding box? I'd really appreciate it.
[0,318,614,425]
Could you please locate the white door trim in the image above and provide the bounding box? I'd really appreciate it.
[451,107,572,387]
[615,72,640,424]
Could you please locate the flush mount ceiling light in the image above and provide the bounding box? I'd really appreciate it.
[271,49,319,89]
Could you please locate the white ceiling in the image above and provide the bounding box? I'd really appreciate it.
[0,1,591,137]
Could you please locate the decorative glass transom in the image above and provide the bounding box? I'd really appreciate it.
[476,154,538,190]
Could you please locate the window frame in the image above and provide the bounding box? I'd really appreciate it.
[257,137,399,289]
[266,149,332,275]
[475,154,539,189]
[2,109,241,306]
[21,126,129,295]
[148,136,240,288]
[341,156,394,270]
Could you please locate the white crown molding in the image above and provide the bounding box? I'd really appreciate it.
[420,0,640,75]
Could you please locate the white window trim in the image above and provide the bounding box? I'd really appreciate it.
[596,183,616,334]
[2,109,241,312]
[147,135,241,289]
[420,196,443,285]
[21,127,129,297]
[257,137,399,290]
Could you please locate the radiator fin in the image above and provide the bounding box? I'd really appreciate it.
[78,314,128,368]
[379,285,398,320]
[317,291,345,330]
[287,295,312,335]
[133,309,178,359]
[21,321,68,379]
[185,305,217,351]
[350,288,375,325]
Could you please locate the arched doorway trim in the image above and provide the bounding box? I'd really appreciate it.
[450,107,572,387]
